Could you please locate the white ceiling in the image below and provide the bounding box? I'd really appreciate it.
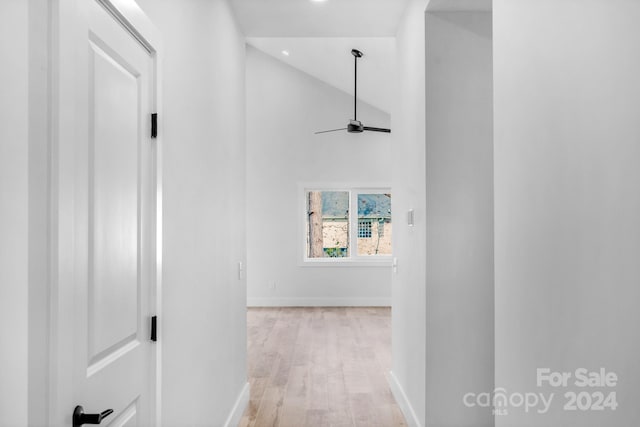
[247,37,395,113]
[230,0,411,37]
[231,0,410,114]
[427,0,492,12]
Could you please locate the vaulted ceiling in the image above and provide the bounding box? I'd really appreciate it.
[230,0,412,113]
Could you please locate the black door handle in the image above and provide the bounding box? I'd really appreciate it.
[73,406,114,426]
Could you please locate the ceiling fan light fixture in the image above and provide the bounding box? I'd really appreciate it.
[347,120,363,133]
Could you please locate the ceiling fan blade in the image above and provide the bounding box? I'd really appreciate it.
[315,128,347,134]
[363,126,391,133]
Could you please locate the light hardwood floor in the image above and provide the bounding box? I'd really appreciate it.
[239,307,407,427]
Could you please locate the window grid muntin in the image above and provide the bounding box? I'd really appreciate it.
[358,219,372,238]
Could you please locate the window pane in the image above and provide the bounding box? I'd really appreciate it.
[357,193,392,256]
[358,219,372,238]
[306,191,349,258]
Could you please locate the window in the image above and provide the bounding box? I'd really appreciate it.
[357,193,392,256]
[303,187,392,263]
[306,190,350,258]
[358,219,372,238]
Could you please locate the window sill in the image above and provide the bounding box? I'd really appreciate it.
[300,257,392,268]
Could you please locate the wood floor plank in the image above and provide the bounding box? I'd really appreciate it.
[252,385,286,427]
[279,397,307,427]
[304,409,330,427]
[242,307,407,427]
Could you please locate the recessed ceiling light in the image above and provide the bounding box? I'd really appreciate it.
[281,50,290,56]
[311,0,328,3]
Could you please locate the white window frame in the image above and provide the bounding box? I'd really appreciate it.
[299,183,392,267]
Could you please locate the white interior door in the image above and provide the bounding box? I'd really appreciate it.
[55,1,159,425]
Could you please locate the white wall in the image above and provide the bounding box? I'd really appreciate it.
[245,46,392,307]
[134,1,248,425]
[0,2,29,426]
[494,0,640,425]
[390,1,428,425]
[425,10,493,427]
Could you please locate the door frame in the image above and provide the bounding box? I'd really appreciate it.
[41,0,164,424]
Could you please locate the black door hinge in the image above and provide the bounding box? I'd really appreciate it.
[150,315,157,342]
[151,113,158,139]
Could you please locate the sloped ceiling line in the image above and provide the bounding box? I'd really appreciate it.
[247,37,395,113]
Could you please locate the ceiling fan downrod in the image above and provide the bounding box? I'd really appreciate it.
[352,49,363,121]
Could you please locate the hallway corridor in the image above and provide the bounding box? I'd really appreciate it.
[239,307,407,427]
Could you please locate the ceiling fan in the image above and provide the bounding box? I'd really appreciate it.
[315,49,391,135]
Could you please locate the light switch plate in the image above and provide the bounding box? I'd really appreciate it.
[238,261,244,280]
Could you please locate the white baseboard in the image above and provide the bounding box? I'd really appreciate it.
[388,371,422,427]
[223,382,250,427]
[246,297,391,307]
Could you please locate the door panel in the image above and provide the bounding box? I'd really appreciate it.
[88,36,140,367]
[108,399,139,427]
